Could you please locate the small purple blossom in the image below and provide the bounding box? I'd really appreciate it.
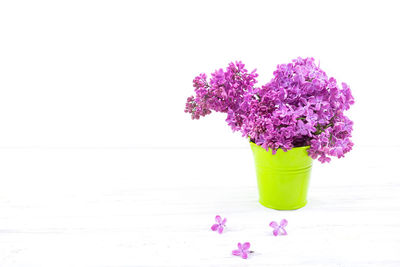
[185,58,355,163]
[232,242,252,259]
[296,119,316,136]
[211,215,226,234]
[269,219,288,236]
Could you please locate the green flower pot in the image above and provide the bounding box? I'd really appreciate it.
[250,142,313,210]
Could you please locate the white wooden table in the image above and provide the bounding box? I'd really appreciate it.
[1,146,399,266]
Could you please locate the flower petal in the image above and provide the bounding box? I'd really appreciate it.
[232,250,241,256]
[237,242,242,250]
[211,224,219,231]
[273,229,279,236]
[269,221,278,228]
[241,252,248,259]
[215,215,222,223]
[280,219,288,227]
[217,226,224,234]
[280,228,287,235]
[221,218,227,225]
[242,242,250,250]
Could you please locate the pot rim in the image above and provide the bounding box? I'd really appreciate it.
[249,140,310,150]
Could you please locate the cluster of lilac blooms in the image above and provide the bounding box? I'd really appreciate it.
[185,58,354,163]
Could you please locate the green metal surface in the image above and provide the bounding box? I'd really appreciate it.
[250,142,313,210]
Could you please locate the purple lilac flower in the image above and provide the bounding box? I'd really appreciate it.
[211,215,226,234]
[296,120,316,136]
[232,242,252,259]
[185,58,354,163]
[269,219,288,236]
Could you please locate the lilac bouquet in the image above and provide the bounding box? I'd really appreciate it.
[185,58,354,163]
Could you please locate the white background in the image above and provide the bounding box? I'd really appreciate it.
[1,1,400,266]
[1,0,399,148]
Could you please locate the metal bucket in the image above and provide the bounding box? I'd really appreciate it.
[250,142,313,210]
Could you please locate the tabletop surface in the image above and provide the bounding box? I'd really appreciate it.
[0,146,399,267]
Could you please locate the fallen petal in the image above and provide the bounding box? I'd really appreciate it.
[232,250,241,256]
[221,218,227,225]
[211,224,219,231]
[280,228,288,235]
[269,221,278,228]
[273,229,279,236]
[242,242,250,250]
